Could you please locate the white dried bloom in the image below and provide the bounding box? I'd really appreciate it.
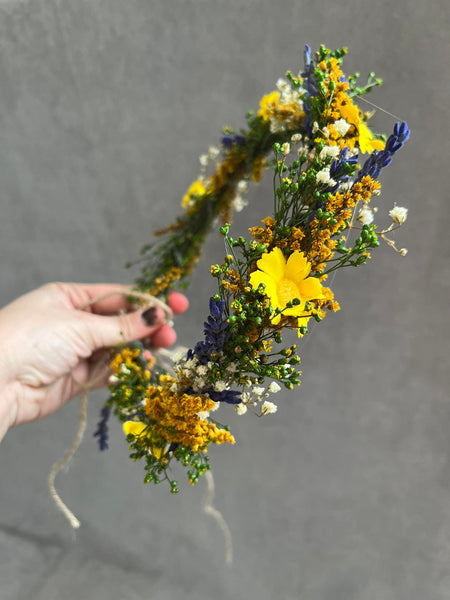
[268,381,282,393]
[319,145,340,161]
[252,386,265,396]
[170,383,178,393]
[196,411,210,421]
[316,167,332,184]
[269,118,284,134]
[237,180,248,193]
[333,118,351,136]
[276,78,290,93]
[185,359,197,370]
[214,380,228,392]
[357,207,374,226]
[291,133,302,144]
[226,362,237,373]
[236,403,248,415]
[232,195,248,212]
[312,121,319,133]
[210,401,220,412]
[399,248,408,256]
[199,154,209,167]
[261,401,278,415]
[197,365,208,376]
[282,142,290,156]
[389,205,408,225]
[193,377,205,389]
[171,351,185,363]
[109,374,119,384]
[120,364,131,375]
[208,146,220,159]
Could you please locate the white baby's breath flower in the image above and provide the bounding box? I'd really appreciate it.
[237,180,248,193]
[276,78,290,93]
[316,167,332,184]
[210,401,220,412]
[120,365,131,375]
[197,365,208,376]
[319,145,340,161]
[226,362,237,373]
[196,411,210,421]
[252,386,265,396]
[240,392,251,403]
[282,142,290,156]
[232,195,248,212]
[357,207,374,226]
[193,377,205,389]
[399,248,408,256]
[199,154,209,167]
[214,380,228,392]
[208,146,220,159]
[236,403,248,415]
[261,401,278,415]
[170,383,178,393]
[268,381,281,394]
[291,133,302,144]
[185,359,196,370]
[389,205,408,225]
[109,374,119,384]
[171,351,185,363]
[312,121,319,134]
[333,118,351,136]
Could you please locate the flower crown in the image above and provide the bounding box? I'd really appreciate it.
[95,45,410,493]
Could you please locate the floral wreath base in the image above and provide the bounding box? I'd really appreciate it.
[92,45,410,495]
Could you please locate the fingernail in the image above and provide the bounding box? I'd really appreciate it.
[141,306,161,326]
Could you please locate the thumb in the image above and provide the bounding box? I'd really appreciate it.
[81,305,167,350]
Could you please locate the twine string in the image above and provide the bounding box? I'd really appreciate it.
[203,470,233,565]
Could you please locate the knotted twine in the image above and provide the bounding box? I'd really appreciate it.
[47,289,233,563]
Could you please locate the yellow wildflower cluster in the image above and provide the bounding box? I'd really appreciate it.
[317,58,385,154]
[111,347,147,375]
[147,266,183,296]
[181,180,206,208]
[258,91,305,130]
[145,375,235,452]
[308,175,381,275]
[249,216,305,252]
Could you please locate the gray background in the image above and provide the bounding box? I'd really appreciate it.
[0,1,449,599]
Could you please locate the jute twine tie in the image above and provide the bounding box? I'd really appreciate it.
[47,289,233,563]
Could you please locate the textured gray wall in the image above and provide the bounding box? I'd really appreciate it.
[0,1,449,599]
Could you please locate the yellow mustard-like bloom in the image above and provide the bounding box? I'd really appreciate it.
[249,248,324,326]
[144,377,235,453]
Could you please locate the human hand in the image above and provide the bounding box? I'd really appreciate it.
[0,283,188,439]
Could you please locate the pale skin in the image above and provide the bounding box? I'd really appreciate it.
[0,282,188,441]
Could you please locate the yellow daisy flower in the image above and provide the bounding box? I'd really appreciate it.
[249,247,324,326]
[123,421,166,460]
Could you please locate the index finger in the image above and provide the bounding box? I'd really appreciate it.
[76,284,139,315]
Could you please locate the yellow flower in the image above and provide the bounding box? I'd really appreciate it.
[257,91,280,120]
[181,180,206,208]
[123,421,166,460]
[358,120,385,154]
[337,104,385,154]
[249,248,324,326]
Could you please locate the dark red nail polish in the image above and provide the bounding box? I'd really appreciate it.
[142,307,158,326]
